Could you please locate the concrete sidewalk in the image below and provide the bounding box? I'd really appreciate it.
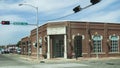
[14,54,120,63]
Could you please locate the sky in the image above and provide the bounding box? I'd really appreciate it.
[0,0,120,45]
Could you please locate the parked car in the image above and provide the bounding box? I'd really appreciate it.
[17,48,21,54]
[4,49,9,54]
[0,49,10,54]
[1,49,5,54]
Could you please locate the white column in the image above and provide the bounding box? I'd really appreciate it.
[64,35,67,59]
[47,35,50,59]
[39,48,42,54]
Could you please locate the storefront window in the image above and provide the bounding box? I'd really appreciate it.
[109,35,119,52]
[92,34,102,53]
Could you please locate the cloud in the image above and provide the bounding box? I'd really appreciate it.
[0,0,82,23]
[0,14,35,45]
[0,15,26,22]
[79,9,120,23]
[24,0,80,11]
[0,0,120,45]
[0,0,80,12]
[57,0,120,23]
[0,25,35,45]
[39,0,120,22]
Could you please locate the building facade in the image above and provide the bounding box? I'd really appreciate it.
[20,36,31,55]
[24,21,120,59]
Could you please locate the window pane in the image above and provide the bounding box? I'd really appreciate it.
[110,35,119,52]
[93,35,102,53]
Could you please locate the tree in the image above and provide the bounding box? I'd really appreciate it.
[16,41,21,47]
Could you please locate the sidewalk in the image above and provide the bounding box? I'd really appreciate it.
[16,54,120,63]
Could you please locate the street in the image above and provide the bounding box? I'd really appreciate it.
[0,54,31,68]
[0,54,120,68]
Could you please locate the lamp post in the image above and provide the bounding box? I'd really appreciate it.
[19,4,39,60]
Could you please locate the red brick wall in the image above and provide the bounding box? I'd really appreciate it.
[20,36,29,55]
[29,21,120,58]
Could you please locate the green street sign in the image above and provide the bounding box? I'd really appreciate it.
[13,22,28,25]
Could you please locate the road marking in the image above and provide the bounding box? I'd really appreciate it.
[0,63,89,68]
[35,63,89,68]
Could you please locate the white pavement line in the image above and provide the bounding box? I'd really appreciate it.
[35,63,89,68]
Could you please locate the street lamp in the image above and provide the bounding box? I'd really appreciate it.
[19,3,39,60]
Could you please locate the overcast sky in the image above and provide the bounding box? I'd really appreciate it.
[0,0,120,45]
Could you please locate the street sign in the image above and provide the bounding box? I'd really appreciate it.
[13,22,28,25]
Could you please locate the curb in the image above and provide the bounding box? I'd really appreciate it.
[11,54,120,63]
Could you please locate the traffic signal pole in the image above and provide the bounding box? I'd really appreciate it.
[19,4,39,60]
[36,7,39,60]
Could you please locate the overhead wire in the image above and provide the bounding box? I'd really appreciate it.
[39,4,93,22]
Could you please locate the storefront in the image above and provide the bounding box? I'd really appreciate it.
[28,21,120,59]
[47,25,67,59]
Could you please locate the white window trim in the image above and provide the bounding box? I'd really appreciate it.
[44,35,47,42]
[109,52,120,54]
[109,35,119,40]
[72,35,75,40]
[92,35,103,40]
[39,37,42,45]
[82,35,85,40]
[33,42,37,48]
[72,34,85,40]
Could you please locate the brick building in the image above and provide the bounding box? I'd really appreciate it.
[30,24,47,57]
[23,21,120,59]
[20,36,31,55]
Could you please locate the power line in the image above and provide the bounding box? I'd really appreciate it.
[40,4,93,22]
[40,13,74,21]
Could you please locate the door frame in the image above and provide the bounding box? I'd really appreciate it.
[74,35,82,58]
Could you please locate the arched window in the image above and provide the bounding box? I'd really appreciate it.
[39,37,42,46]
[92,34,102,53]
[109,34,119,52]
[33,42,37,48]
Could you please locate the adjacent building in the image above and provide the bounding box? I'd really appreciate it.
[20,21,120,59]
[20,36,31,55]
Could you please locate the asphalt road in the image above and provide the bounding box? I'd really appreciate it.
[0,54,31,67]
[0,54,120,68]
[78,59,120,68]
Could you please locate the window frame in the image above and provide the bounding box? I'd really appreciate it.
[92,34,103,53]
[109,35,119,53]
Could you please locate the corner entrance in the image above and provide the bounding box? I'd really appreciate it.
[52,35,64,58]
[74,35,82,58]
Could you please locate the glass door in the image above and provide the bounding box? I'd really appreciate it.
[52,35,64,58]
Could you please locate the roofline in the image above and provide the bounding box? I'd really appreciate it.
[30,20,120,32]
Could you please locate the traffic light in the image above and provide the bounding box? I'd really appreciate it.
[73,5,82,13]
[90,0,101,5]
[1,21,10,25]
